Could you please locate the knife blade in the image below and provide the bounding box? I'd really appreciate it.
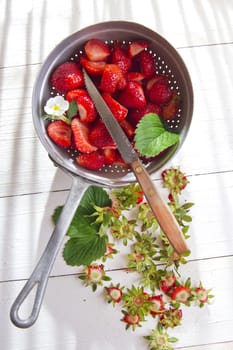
[83,68,189,255]
[83,69,138,164]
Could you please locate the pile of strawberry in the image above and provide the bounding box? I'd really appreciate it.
[46,38,181,170]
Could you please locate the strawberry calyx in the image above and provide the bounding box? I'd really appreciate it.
[105,283,124,304]
[161,167,189,195]
[79,264,111,292]
[122,311,142,330]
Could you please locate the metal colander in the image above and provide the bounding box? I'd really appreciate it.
[10,21,193,329]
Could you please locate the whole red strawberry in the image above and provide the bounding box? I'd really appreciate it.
[51,62,84,93]
[149,79,173,105]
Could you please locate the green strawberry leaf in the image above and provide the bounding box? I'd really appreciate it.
[53,186,112,266]
[63,234,108,266]
[52,186,112,237]
[134,113,180,157]
[67,100,78,119]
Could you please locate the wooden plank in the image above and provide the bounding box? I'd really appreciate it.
[1,256,233,349]
[1,171,232,281]
[1,0,233,68]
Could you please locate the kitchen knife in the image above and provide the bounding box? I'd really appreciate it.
[83,69,189,255]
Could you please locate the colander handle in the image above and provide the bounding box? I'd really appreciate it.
[10,176,90,328]
[131,159,189,255]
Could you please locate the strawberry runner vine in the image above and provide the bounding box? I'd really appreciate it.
[53,167,213,350]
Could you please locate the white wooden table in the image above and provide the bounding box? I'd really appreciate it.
[1,0,233,349]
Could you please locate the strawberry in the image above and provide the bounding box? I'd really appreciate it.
[89,119,116,149]
[160,274,176,294]
[66,88,97,123]
[128,41,148,57]
[118,81,146,109]
[102,92,128,121]
[138,50,157,78]
[112,43,132,74]
[126,71,145,82]
[102,148,116,165]
[100,64,126,93]
[162,92,181,120]
[119,119,135,139]
[84,39,110,62]
[51,62,84,93]
[66,88,88,101]
[76,151,105,170]
[128,102,162,127]
[71,118,97,153]
[47,120,72,148]
[145,74,168,96]
[149,79,173,105]
[148,295,165,316]
[80,56,106,76]
[171,285,191,304]
[113,150,129,168]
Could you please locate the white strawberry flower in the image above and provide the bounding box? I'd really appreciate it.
[44,95,69,117]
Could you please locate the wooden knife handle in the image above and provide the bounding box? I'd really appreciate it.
[130,159,189,255]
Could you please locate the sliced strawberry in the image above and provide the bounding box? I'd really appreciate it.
[113,150,129,168]
[66,88,88,101]
[100,64,126,93]
[51,62,84,93]
[119,119,135,139]
[112,44,132,74]
[47,120,71,148]
[80,56,106,76]
[145,74,168,95]
[89,119,116,149]
[71,118,97,153]
[84,39,111,62]
[102,148,116,165]
[171,285,191,304]
[149,79,173,105]
[118,81,146,109]
[126,71,145,82]
[128,41,148,57]
[66,89,97,123]
[128,102,162,127]
[162,92,181,120]
[102,92,128,121]
[138,50,157,78]
[76,151,105,170]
